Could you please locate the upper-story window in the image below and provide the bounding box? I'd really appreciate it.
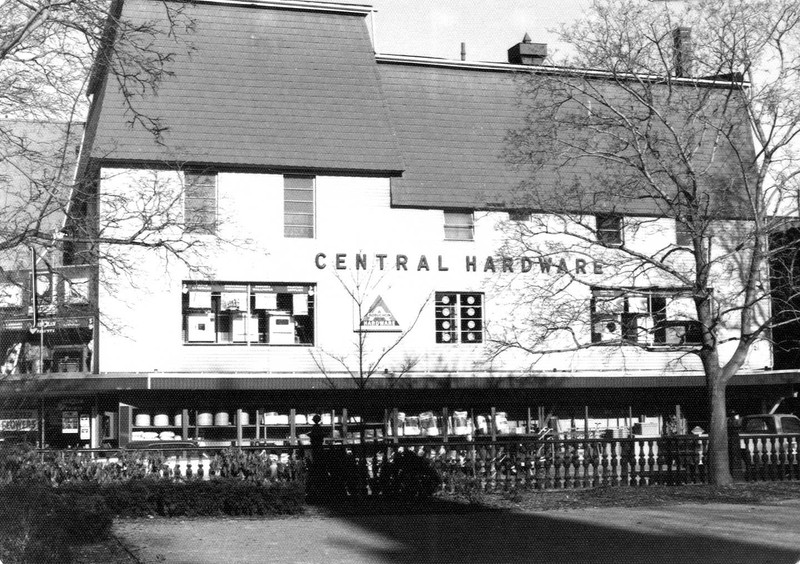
[595,214,623,246]
[0,282,23,308]
[284,176,315,238]
[675,219,693,247]
[590,288,701,346]
[435,292,483,344]
[184,171,217,234]
[182,281,315,345]
[444,211,474,241]
[508,210,531,222]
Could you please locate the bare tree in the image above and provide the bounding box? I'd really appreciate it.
[496,0,800,485]
[0,0,238,405]
[309,270,428,441]
[1,0,205,269]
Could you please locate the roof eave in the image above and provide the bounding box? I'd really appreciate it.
[375,53,751,89]
[180,0,374,16]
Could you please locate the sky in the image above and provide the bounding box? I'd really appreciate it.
[367,0,590,63]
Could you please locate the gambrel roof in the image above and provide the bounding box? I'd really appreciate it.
[87,0,404,174]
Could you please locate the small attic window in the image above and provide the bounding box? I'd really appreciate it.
[675,220,693,247]
[184,171,218,234]
[444,211,474,241]
[596,214,623,246]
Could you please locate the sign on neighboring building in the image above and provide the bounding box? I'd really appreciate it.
[0,410,38,432]
[62,411,79,433]
[79,415,91,440]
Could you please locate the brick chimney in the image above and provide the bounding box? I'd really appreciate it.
[508,33,547,66]
[672,27,692,78]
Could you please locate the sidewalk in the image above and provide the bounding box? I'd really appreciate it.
[115,500,800,564]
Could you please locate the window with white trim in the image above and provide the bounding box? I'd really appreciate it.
[284,176,315,238]
[596,214,623,246]
[444,211,474,241]
[435,292,483,344]
[182,281,315,345]
[590,288,701,346]
[184,171,217,234]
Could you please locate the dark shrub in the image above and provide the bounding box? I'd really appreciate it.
[376,450,441,499]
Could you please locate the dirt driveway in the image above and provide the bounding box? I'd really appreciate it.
[115,500,800,564]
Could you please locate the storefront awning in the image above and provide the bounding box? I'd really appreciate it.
[1,369,798,397]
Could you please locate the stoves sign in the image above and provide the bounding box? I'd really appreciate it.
[0,410,38,432]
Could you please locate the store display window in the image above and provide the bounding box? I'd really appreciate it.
[182,281,315,345]
[435,292,484,344]
[590,288,701,346]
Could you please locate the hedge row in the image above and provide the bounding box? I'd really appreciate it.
[1,444,304,486]
[0,479,304,563]
[58,479,306,517]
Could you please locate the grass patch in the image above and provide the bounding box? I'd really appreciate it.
[445,482,800,512]
[0,479,304,563]
[0,486,114,564]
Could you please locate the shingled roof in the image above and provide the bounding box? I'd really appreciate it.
[378,60,529,210]
[84,0,755,217]
[379,57,755,216]
[88,0,403,174]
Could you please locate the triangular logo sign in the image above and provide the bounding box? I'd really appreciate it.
[360,296,401,331]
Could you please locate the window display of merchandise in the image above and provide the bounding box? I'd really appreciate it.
[117,404,661,448]
[388,410,647,441]
[391,410,528,438]
[182,281,315,345]
[590,288,702,346]
[118,405,383,447]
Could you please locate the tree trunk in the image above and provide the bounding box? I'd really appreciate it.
[706,375,733,485]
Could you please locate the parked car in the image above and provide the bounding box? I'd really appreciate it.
[739,413,800,435]
[124,440,200,450]
[737,414,800,462]
[769,395,800,418]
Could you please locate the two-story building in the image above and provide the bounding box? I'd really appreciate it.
[4,0,797,447]
[0,120,92,445]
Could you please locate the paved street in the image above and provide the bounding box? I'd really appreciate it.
[116,500,800,564]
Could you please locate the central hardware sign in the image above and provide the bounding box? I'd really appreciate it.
[315,253,605,274]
